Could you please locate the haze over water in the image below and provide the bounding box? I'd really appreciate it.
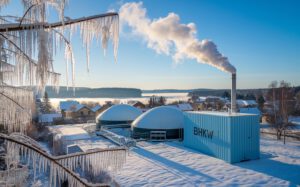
[50,92,189,108]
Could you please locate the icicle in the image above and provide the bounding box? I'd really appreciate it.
[86,44,90,72]
[3,134,127,186]
[0,0,11,10]
[1,7,119,94]
[0,86,34,133]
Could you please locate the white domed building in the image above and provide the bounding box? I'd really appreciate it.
[132,106,184,140]
[96,104,142,129]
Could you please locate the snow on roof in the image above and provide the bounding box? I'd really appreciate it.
[74,103,86,112]
[177,103,193,111]
[239,107,261,116]
[206,96,222,99]
[247,100,257,105]
[59,100,80,111]
[38,113,62,123]
[187,111,257,117]
[67,136,116,153]
[74,104,93,112]
[237,100,257,107]
[97,104,142,122]
[54,126,90,140]
[92,105,102,112]
[167,103,193,111]
[132,106,184,129]
[127,100,139,105]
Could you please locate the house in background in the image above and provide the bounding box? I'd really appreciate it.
[191,96,226,111]
[59,101,95,121]
[94,102,114,117]
[59,100,80,118]
[177,103,193,111]
[168,103,193,112]
[38,113,62,125]
[92,105,102,116]
[71,104,95,120]
[237,100,258,108]
[128,100,146,109]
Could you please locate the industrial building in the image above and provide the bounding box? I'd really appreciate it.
[131,106,184,140]
[183,111,260,163]
[94,74,260,163]
[96,104,142,129]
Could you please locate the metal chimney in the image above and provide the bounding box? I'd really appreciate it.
[231,73,237,113]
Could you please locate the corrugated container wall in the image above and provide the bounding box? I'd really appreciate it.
[183,112,260,163]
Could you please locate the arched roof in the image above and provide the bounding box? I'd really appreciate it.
[132,106,184,129]
[97,104,142,122]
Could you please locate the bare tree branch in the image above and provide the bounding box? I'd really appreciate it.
[18,3,39,27]
[0,90,25,110]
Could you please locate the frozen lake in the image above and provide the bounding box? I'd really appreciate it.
[50,92,190,108]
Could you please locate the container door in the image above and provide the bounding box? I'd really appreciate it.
[244,122,252,160]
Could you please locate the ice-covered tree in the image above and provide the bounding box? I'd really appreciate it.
[0,0,119,133]
[0,1,126,186]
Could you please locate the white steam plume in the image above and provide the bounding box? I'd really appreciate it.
[119,2,236,73]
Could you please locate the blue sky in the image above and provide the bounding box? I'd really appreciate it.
[2,0,300,89]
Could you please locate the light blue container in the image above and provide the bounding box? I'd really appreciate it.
[183,111,260,163]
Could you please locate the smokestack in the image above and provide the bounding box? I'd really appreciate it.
[231,73,237,113]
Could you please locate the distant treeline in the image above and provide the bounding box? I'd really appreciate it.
[41,87,142,98]
[143,89,194,93]
[188,89,268,97]
[143,88,270,96]
[188,86,300,97]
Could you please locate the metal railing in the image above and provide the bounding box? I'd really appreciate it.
[97,129,136,148]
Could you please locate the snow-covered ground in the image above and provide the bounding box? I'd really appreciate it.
[113,137,300,186]
[38,125,300,186]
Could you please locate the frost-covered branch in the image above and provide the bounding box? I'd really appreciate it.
[0,90,26,110]
[0,12,118,32]
[0,33,61,89]
[1,133,127,187]
[0,1,122,185]
[18,3,39,27]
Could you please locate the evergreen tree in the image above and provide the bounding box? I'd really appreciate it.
[257,95,265,111]
[222,91,230,99]
[245,93,256,100]
[159,96,166,106]
[148,96,155,107]
[237,94,244,99]
[42,91,52,113]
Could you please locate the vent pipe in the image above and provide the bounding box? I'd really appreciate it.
[231,73,237,113]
